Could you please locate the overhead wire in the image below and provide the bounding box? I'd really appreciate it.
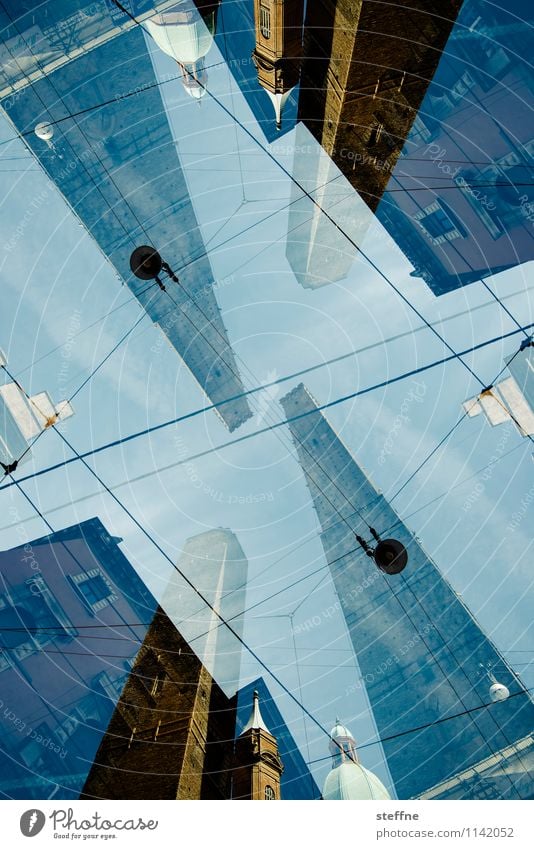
[1,0,531,773]
[389,339,534,504]
[3,8,531,460]
[2,10,478,557]
[6,466,337,746]
[105,0,534,466]
[1,319,531,498]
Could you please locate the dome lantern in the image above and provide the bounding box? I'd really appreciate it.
[323,717,391,800]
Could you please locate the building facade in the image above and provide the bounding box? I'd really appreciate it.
[279,383,534,799]
[0,517,156,800]
[376,0,534,295]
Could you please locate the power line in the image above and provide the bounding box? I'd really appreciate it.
[110,3,520,394]
[26,0,522,396]
[8,466,336,747]
[0,58,228,149]
[389,339,534,503]
[306,686,534,766]
[0,300,153,481]
[1,320,531,497]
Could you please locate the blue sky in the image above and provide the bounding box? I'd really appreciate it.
[0,9,533,794]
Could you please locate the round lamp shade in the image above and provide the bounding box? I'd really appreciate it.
[130,246,163,280]
[374,538,408,574]
[35,122,54,141]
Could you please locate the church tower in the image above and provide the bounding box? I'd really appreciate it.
[233,690,284,799]
[252,0,304,130]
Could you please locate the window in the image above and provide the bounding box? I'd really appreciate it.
[136,651,167,700]
[264,785,275,800]
[414,201,467,245]
[150,673,166,697]
[68,568,117,614]
[79,575,110,606]
[368,122,384,146]
[96,669,127,701]
[259,3,271,38]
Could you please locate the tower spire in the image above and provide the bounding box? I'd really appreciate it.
[251,0,304,131]
[241,689,271,734]
[233,689,284,799]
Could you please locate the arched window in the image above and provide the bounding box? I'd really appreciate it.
[264,785,275,800]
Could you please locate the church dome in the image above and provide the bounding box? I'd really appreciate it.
[146,2,214,64]
[323,762,391,800]
[324,717,391,800]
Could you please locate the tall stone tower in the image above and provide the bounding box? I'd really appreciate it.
[279,383,534,800]
[252,0,304,130]
[298,0,462,209]
[81,606,236,800]
[233,690,284,799]
[163,528,248,696]
[0,9,252,432]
